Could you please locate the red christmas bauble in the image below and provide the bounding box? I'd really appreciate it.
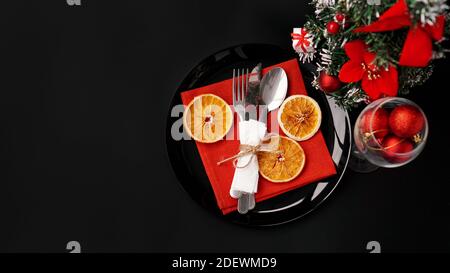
[381,135,414,163]
[326,21,340,35]
[361,108,390,139]
[335,13,345,22]
[389,105,425,138]
[318,71,341,93]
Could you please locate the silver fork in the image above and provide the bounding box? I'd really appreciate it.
[232,68,250,214]
[232,68,248,122]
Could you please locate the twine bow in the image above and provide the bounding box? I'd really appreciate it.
[217,134,281,168]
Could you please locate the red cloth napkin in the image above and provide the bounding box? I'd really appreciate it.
[180,59,337,214]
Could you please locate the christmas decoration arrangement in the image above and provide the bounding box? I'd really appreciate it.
[292,0,450,109]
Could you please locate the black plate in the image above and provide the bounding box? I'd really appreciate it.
[165,44,351,226]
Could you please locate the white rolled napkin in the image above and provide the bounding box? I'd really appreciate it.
[230,119,267,199]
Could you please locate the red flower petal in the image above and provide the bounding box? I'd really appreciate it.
[338,60,364,83]
[361,66,399,100]
[343,40,367,62]
[380,66,398,97]
[363,52,377,70]
[363,52,375,64]
[361,76,384,100]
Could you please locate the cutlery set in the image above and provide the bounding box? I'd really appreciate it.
[232,65,288,214]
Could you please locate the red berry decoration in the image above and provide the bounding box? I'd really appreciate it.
[361,108,390,139]
[326,21,340,35]
[335,13,345,22]
[389,105,425,138]
[343,22,351,29]
[381,135,414,163]
[318,71,342,93]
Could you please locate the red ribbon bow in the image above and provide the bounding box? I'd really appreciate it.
[353,0,445,67]
[291,30,311,52]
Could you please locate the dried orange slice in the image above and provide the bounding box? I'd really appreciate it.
[183,94,233,143]
[258,136,305,183]
[278,95,321,141]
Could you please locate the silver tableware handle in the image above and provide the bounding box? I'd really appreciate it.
[237,193,250,214]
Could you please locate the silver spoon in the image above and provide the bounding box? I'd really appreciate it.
[260,67,288,124]
[248,67,288,210]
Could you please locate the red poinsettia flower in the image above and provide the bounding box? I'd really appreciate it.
[338,40,398,100]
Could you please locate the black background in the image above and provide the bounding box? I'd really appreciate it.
[0,0,449,253]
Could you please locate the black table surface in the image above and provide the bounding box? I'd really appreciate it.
[0,0,449,253]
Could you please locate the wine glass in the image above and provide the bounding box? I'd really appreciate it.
[349,97,428,173]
